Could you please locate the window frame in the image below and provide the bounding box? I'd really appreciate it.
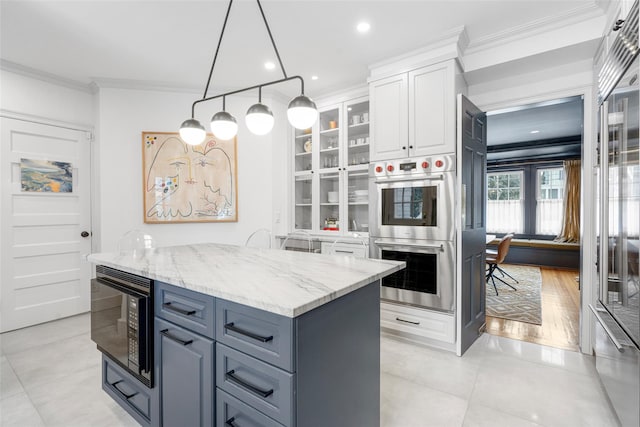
[487,161,565,240]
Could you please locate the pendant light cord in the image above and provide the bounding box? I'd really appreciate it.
[256,0,287,79]
[202,0,234,99]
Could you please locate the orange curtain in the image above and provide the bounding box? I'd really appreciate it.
[556,159,581,243]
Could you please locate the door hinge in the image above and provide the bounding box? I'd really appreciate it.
[86,131,95,142]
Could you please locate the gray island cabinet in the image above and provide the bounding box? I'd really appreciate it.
[88,243,404,427]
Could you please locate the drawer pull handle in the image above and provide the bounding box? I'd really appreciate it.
[335,250,354,254]
[225,369,274,398]
[395,317,420,325]
[224,322,273,343]
[163,301,196,316]
[225,416,238,427]
[110,380,139,400]
[160,329,193,346]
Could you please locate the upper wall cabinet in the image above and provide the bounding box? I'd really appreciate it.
[370,59,458,161]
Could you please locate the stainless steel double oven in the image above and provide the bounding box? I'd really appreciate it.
[369,154,455,312]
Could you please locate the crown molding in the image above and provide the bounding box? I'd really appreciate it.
[90,77,202,94]
[465,2,606,55]
[1,59,92,94]
[367,26,467,81]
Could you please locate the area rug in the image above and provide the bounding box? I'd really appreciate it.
[486,264,542,325]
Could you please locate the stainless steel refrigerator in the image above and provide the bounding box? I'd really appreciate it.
[595,5,640,425]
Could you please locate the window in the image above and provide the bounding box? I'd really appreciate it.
[487,171,524,233]
[536,168,565,235]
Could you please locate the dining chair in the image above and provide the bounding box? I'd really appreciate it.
[486,233,517,295]
[245,228,272,249]
[280,230,315,253]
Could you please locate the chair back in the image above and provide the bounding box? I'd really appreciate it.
[280,230,315,253]
[245,228,272,249]
[495,233,514,264]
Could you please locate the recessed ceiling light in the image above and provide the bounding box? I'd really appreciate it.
[356,22,370,33]
[311,75,319,80]
[264,61,276,70]
[530,130,540,134]
[347,107,352,111]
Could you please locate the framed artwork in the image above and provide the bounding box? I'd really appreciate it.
[21,158,73,193]
[142,132,238,223]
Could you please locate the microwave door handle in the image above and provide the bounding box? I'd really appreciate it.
[589,304,625,352]
[92,277,147,298]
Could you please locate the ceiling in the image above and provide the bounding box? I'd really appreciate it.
[0,0,609,98]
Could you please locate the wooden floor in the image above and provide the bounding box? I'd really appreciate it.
[485,265,581,352]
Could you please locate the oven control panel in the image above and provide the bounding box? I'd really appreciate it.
[371,154,455,178]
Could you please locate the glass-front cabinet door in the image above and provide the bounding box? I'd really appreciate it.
[294,174,313,231]
[345,99,370,168]
[319,171,341,232]
[293,127,313,173]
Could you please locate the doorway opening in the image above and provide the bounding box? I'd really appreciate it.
[483,95,583,352]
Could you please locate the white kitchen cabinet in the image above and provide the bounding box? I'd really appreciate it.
[369,74,408,161]
[291,97,370,236]
[370,59,458,161]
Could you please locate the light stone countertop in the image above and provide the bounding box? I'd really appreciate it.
[88,243,404,318]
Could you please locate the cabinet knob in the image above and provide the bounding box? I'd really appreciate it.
[402,146,407,150]
[409,145,414,149]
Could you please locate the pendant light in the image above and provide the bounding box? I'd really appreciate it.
[179,118,207,146]
[178,0,317,144]
[210,97,238,140]
[245,87,274,135]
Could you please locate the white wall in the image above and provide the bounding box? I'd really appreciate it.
[94,86,287,251]
[0,68,94,127]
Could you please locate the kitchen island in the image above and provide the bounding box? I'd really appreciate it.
[88,243,404,427]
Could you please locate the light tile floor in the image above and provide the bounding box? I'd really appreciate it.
[0,313,620,427]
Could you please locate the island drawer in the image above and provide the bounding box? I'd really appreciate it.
[155,281,215,339]
[217,389,285,427]
[102,355,152,426]
[216,299,294,371]
[216,343,294,426]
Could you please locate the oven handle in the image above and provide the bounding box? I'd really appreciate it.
[374,174,444,184]
[374,240,444,252]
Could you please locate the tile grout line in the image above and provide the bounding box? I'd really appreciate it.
[3,355,47,426]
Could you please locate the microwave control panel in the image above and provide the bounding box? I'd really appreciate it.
[371,154,455,178]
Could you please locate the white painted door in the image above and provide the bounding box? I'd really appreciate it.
[1,117,92,332]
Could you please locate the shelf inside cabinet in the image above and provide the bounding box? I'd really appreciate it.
[347,143,370,150]
[320,203,339,206]
[295,203,312,207]
[348,122,370,129]
[295,152,312,157]
[320,147,339,153]
[295,133,313,139]
[319,128,339,134]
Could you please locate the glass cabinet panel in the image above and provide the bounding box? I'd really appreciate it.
[294,174,313,230]
[319,172,340,232]
[319,108,340,171]
[347,170,369,233]
[293,128,313,172]
[346,101,370,167]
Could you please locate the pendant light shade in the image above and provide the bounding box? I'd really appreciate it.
[210,111,238,140]
[245,103,274,135]
[179,119,207,145]
[287,95,318,129]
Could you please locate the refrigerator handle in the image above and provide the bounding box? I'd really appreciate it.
[589,304,625,353]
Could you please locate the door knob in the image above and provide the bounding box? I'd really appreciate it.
[81,231,90,238]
